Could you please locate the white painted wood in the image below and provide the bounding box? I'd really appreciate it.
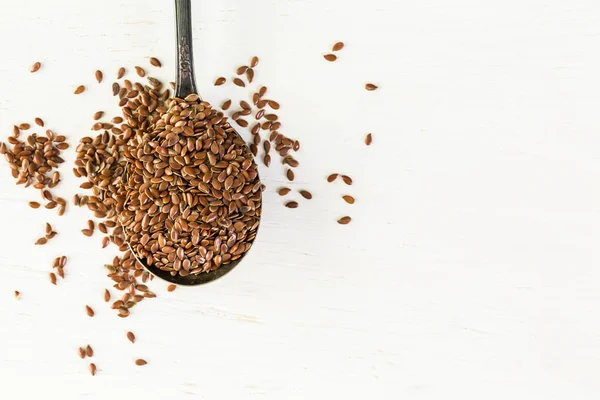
[0,0,599,398]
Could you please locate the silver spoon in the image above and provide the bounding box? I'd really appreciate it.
[126,0,261,286]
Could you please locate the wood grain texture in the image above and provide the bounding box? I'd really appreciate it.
[1,0,600,399]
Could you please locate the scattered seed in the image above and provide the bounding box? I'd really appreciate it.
[34,117,44,127]
[327,173,338,182]
[14,291,20,299]
[95,70,103,83]
[285,201,299,209]
[127,331,135,343]
[299,190,312,200]
[78,347,85,359]
[134,66,145,77]
[149,57,161,67]
[35,237,48,246]
[338,216,352,224]
[236,118,248,127]
[93,111,104,120]
[214,77,226,86]
[341,175,353,185]
[89,363,97,376]
[268,100,280,110]
[286,169,295,181]
[167,284,176,292]
[28,201,40,209]
[236,65,248,75]
[342,195,355,204]
[74,85,85,95]
[104,289,110,302]
[263,154,271,167]
[85,305,95,317]
[250,56,259,67]
[117,67,126,79]
[49,273,57,285]
[259,86,267,97]
[278,188,291,196]
[221,99,231,110]
[19,123,30,130]
[135,359,147,366]
[324,54,337,62]
[81,229,93,237]
[30,62,41,73]
[233,78,245,87]
[332,41,344,51]
[246,69,254,83]
[85,345,94,357]
[365,83,378,91]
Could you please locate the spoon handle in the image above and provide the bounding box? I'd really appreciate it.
[174,0,198,98]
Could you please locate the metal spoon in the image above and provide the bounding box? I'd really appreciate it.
[126,0,261,286]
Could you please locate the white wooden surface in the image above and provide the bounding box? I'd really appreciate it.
[1,0,600,398]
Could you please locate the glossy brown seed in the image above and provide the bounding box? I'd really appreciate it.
[85,305,95,317]
[149,57,162,67]
[268,100,280,109]
[18,123,30,130]
[95,70,103,83]
[85,345,94,357]
[263,154,271,167]
[255,110,265,120]
[221,99,231,110]
[324,54,337,62]
[259,86,267,97]
[78,347,85,359]
[82,229,93,237]
[74,85,85,94]
[117,67,126,79]
[299,190,312,200]
[135,359,147,366]
[104,289,110,302]
[214,77,226,86]
[365,133,372,145]
[45,223,52,235]
[365,83,378,91]
[112,82,120,96]
[278,188,291,196]
[327,173,338,182]
[293,140,300,151]
[31,62,41,73]
[246,68,254,83]
[167,284,176,292]
[93,111,104,120]
[49,272,57,285]
[250,56,259,67]
[28,201,40,209]
[14,291,20,299]
[236,65,248,75]
[240,100,251,110]
[285,201,299,209]
[89,363,97,376]
[135,66,145,77]
[342,175,353,185]
[236,118,248,128]
[263,141,271,153]
[127,331,135,343]
[251,123,260,135]
[233,78,245,87]
[34,117,44,127]
[332,42,344,51]
[35,237,48,245]
[286,169,295,181]
[342,195,355,204]
[338,216,352,224]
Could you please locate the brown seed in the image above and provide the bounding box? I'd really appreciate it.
[104,289,110,302]
[285,201,299,209]
[149,57,162,67]
[250,56,259,67]
[236,118,248,128]
[89,363,97,376]
[85,305,95,317]
[19,123,30,130]
[35,237,48,246]
[74,85,85,94]
[49,273,57,285]
[324,54,337,62]
[263,154,271,167]
[34,117,44,127]
[135,359,147,366]
[341,175,353,185]
[365,83,378,91]
[45,223,52,235]
[233,78,245,87]
[338,216,352,224]
[30,62,41,73]
[78,347,85,359]
[240,100,251,110]
[167,284,176,292]
[93,111,104,120]
[127,331,135,343]
[236,65,248,75]
[286,169,295,181]
[365,133,372,145]
[14,291,20,299]
[342,195,355,204]
[332,41,344,51]
[278,187,291,196]
[85,345,94,357]
[255,109,265,120]
[268,100,280,110]
[221,99,231,110]
[246,68,254,83]
[95,70,103,83]
[299,190,312,200]
[111,82,120,96]
[293,140,300,151]
[117,67,126,79]
[259,86,267,96]
[327,173,338,182]
[214,77,226,86]
[28,201,40,209]
[82,229,93,237]
[135,66,145,77]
